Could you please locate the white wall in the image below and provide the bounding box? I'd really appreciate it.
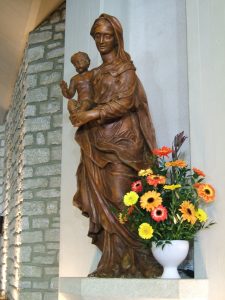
[186,1,225,299]
[59,0,189,277]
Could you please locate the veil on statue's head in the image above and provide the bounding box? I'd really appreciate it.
[90,13,130,62]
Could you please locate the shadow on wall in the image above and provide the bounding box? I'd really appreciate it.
[0,107,8,125]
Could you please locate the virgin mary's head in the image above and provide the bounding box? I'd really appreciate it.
[90,13,130,62]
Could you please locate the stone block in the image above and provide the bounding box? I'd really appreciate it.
[35,164,61,176]
[40,25,53,31]
[21,216,30,230]
[47,130,62,145]
[50,84,62,98]
[23,178,48,190]
[29,31,52,44]
[44,267,59,277]
[49,176,61,188]
[55,22,65,32]
[33,281,49,289]
[46,243,59,251]
[47,42,62,49]
[23,201,45,216]
[33,255,55,264]
[27,46,45,62]
[20,246,32,262]
[20,265,42,278]
[43,292,58,300]
[21,231,43,243]
[46,201,59,215]
[33,244,46,253]
[26,74,38,89]
[39,101,61,114]
[54,33,63,40]
[39,71,62,85]
[45,229,60,242]
[36,132,46,145]
[26,86,48,103]
[19,280,32,289]
[36,189,60,198]
[19,292,42,300]
[24,105,36,117]
[23,167,34,178]
[27,62,53,74]
[23,190,33,200]
[50,11,61,24]
[50,277,58,289]
[52,114,62,128]
[24,134,34,146]
[32,218,50,229]
[47,47,64,59]
[24,148,50,165]
[25,116,51,132]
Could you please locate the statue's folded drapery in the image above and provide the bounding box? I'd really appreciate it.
[73,57,161,277]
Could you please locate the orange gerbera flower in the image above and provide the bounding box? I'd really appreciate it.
[152,146,173,157]
[193,167,205,177]
[197,183,215,203]
[146,175,166,187]
[165,160,187,168]
[179,201,197,225]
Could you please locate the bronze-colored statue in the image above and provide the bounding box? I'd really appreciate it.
[61,13,161,277]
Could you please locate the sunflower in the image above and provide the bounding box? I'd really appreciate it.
[140,191,162,212]
[147,175,166,187]
[151,205,168,222]
[152,146,173,157]
[123,191,139,206]
[138,168,153,176]
[179,201,197,224]
[138,223,154,239]
[192,167,205,177]
[197,183,215,203]
[196,208,208,222]
[163,184,181,191]
[131,180,143,192]
[165,160,187,168]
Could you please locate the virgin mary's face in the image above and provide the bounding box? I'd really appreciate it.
[93,19,116,55]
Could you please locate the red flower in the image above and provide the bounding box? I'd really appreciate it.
[152,146,173,157]
[193,167,205,177]
[147,175,166,187]
[151,205,168,222]
[131,180,143,192]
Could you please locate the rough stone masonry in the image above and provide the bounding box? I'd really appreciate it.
[0,3,65,300]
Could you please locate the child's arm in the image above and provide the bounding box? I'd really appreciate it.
[60,77,77,99]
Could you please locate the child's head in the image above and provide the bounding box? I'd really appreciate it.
[71,52,90,73]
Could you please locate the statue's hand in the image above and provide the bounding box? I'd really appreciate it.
[69,110,99,127]
[60,80,69,98]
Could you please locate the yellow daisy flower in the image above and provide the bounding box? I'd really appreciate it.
[138,223,154,239]
[138,168,153,176]
[123,191,139,206]
[140,191,162,212]
[179,201,197,225]
[163,184,181,191]
[196,208,208,222]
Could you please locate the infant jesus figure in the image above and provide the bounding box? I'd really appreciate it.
[60,51,94,114]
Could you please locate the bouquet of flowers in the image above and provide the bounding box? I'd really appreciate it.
[118,132,215,246]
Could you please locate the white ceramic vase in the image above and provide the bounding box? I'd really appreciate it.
[151,240,189,279]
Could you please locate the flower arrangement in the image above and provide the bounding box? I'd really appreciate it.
[118,132,215,246]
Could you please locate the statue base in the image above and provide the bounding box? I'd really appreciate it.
[58,277,208,300]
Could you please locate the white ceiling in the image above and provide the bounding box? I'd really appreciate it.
[0,0,64,124]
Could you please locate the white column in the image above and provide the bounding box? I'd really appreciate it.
[186,0,225,299]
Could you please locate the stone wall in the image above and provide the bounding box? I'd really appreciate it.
[0,3,65,299]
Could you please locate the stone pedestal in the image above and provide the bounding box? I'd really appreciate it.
[58,278,208,300]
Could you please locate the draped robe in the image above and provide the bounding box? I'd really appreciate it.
[73,58,161,277]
